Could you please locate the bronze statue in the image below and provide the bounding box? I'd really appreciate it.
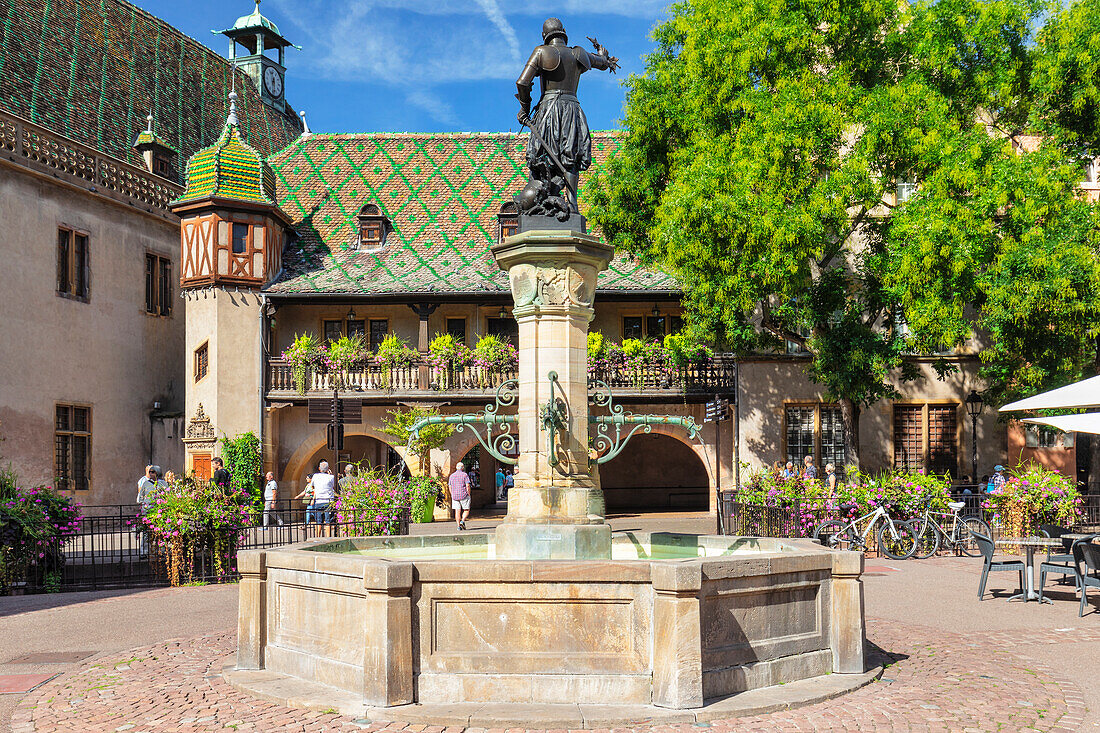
[515,18,618,225]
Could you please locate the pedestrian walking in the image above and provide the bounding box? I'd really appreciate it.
[339,464,356,494]
[308,462,336,526]
[495,466,505,501]
[263,472,284,527]
[781,461,795,480]
[824,463,838,492]
[449,462,472,530]
[503,468,514,498]
[990,465,1006,492]
[136,465,160,557]
[802,455,818,481]
[211,457,231,494]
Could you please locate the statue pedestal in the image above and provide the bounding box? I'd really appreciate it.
[490,229,614,560]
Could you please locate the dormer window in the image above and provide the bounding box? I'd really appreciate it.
[153,155,171,178]
[498,201,519,242]
[357,204,390,251]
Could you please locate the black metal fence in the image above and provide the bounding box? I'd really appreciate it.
[2,500,411,595]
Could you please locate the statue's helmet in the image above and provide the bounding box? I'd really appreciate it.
[542,17,567,43]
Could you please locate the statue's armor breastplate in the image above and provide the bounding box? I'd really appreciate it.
[538,45,583,94]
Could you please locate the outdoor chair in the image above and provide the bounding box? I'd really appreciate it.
[1038,526,1079,596]
[1078,542,1100,616]
[974,532,1026,601]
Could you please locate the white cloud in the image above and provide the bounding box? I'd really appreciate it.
[270,0,666,87]
[405,89,460,126]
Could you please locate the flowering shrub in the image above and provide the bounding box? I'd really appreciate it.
[142,475,251,586]
[983,462,1081,538]
[327,335,367,389]
[332,467,421,534]
[735,468,952,536]
[0,485,80,590]
[472,334,518,375]
[282,333,322,394]
[587,333,711,386]
[428,333,473,389]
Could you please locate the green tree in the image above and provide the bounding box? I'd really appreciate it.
[588,0,1097,470]
[220,432,263,510]
[382,407,455,476]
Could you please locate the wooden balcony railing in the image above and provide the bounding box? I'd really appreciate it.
[0,109,182,218]
[266,354,737,399]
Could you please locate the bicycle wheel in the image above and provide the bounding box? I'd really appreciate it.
[911,519,940,560]
[955,516,990,557]
[877,519,919,560]
[815,519,858,551]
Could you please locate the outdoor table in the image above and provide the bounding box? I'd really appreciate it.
[995,537,1065,604]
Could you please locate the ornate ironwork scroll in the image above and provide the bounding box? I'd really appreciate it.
[540,371,568,470]
[407,379,519,465]
[588,380,701,464]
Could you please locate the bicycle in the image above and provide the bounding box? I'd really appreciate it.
[910,501,991,559]
[814,503,919,560]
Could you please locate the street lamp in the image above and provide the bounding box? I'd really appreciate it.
[965,389,984,484]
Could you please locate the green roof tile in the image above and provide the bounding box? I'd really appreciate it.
[265,131,678,296]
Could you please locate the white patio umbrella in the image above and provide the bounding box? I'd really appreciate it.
[999,375,1100,412]
[1021,413,1100,436]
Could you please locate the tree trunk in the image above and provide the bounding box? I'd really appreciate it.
[839,397,861,475]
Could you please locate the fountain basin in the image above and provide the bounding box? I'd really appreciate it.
[236,532,865,710]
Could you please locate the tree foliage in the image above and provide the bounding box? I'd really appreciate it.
[382,407,455,476]
[588,0,1100,466]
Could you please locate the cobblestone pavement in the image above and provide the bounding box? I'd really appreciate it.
[9,617,1089,732]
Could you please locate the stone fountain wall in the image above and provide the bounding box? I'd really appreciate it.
[237,535,865,709]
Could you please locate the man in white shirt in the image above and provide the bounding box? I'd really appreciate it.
[263,472,284,527]
[309,461,337,525]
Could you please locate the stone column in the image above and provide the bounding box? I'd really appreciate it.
[651,562,704,708]
[236,550,267,670]
[829,550,866,674]
[362,560,414,706]
[491,230,614,559]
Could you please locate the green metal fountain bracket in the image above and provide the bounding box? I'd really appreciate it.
[588,380,701,465]
[541,371,568,470]
[407,379,519,465]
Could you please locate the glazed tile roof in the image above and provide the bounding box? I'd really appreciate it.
[267,131,679,295]
[0,0,302,169]
[175,111,276,206]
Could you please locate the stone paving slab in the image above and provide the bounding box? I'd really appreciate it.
[0,676,57,696]
[225,661,881,727]
[8,617,1088,732]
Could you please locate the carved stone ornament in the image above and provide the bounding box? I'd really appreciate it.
[182,403,216,447]
[509,262,596,308]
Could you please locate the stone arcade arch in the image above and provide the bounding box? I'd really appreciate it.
[281,425,409,491]
[598,429,712,512]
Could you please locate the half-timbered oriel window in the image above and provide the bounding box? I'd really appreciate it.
[231,222,250,254]
[57,227,89,301]
[145,253,172,316]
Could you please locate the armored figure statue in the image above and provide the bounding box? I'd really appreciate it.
[515,18,618,223]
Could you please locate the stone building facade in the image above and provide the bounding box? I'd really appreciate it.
[0,0,302,504]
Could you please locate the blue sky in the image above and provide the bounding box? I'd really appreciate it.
[136,0,673,134]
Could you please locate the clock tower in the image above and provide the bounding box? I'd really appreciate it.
[216,1,296,113]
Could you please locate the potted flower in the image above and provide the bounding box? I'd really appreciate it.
[428,333,472,390]
[327,335,366,390]
[983,462,1081,540]
[282,333,320,395]
[374,334,417,389]
[472,334,518,387]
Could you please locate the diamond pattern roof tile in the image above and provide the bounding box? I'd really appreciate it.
[267,131,678,295]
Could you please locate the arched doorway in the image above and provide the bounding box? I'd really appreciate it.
[293,435,405,488]
[599,433,709,512]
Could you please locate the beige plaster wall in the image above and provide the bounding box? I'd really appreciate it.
[0,165,184,505]
[736,357,1007,480]
[183,288,264,468]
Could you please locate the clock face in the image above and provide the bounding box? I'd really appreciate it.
[263,66,283,98]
